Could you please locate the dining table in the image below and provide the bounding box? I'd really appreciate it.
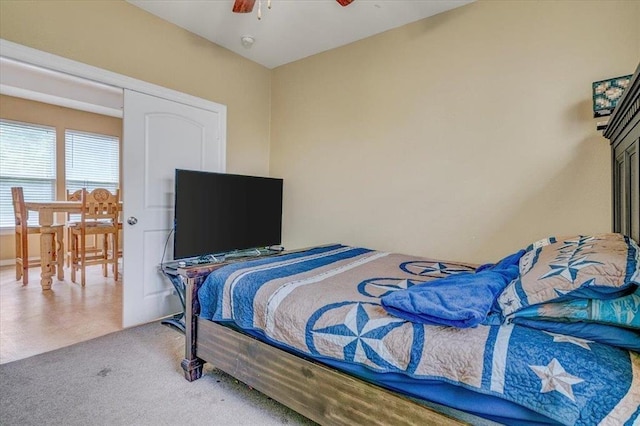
[24,201,82,290]
[24,200,122,291]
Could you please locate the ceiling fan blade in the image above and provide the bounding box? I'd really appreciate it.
[233,0,256,13]
[336,0,354,6]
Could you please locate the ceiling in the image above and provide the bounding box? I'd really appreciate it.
[127,0,472,69]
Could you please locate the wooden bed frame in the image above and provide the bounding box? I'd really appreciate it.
[174,257,473,425]
[177,62,640,426]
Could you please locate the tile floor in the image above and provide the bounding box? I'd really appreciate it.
[0,264,122,364]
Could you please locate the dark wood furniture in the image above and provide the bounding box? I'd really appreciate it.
[604,62,640,243]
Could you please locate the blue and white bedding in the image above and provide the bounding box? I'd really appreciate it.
[198,242,640,425]
[498,234,640,317]
[510,287,640,329]
[380,249,525,328]
[508,287,640,351]
[498,234,640,352]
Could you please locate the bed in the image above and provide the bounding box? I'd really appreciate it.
[176,63,640,426]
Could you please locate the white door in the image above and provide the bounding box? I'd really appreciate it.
[122,89,225,327]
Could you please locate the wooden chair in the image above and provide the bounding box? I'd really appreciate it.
[69,188,120,286]
[65,189,83,268]
[11,187,64,285]
[65,188,109,269]
[68,188,123,277]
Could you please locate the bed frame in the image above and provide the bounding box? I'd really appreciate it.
[177,62,640,426]
[174,259,471,425]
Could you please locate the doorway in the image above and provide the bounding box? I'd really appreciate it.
[0,38,227,361]
[0,62,125,364]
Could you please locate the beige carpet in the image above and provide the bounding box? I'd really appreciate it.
[0,321,316,426]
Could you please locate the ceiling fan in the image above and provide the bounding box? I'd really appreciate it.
[233,0,354,15]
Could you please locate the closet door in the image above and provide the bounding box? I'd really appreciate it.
[122,89,225,327]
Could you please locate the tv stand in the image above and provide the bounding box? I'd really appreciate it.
[160,262,228,334]
[225,246,284,260]
[159,247,287,334]
[163,246,284,271]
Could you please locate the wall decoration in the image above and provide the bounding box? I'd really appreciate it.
[593,74,632,117]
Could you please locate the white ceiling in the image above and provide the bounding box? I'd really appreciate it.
[127,0,472,69]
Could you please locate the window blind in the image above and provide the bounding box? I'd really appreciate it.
[0,120,56,227]
[65,129,119,194]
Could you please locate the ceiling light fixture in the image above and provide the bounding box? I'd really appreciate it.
[241,35,255,49]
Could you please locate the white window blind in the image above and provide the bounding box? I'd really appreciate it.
[65,130,119,194]
[0,120,56,227]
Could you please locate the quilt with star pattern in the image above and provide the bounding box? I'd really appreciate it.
[198,244,640,425]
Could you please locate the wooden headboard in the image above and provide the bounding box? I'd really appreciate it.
[603,62,640,243]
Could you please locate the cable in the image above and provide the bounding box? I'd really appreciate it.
[160,226,175,268]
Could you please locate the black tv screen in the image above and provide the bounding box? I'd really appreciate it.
[173,169,283,260]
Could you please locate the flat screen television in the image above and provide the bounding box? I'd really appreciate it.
[173,169,283,260]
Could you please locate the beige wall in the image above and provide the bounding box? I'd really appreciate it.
[0,0,270,265]
[2,0,639,265]
[0,0,272,176]
[271,0,640,263]
[0,95,123,261]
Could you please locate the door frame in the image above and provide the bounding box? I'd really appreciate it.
[0,38,228,324]
[0,39,227,122]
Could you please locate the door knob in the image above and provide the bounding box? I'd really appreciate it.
[127,216,138,225]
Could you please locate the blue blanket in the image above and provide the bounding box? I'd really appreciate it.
[381,250,525,327]
[198,245,640,425]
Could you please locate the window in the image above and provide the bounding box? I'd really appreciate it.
[0,121,120,229]
[0,120,56,227]
[65,130,120,194]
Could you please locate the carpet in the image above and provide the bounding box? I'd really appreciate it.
[0,322,315,426]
